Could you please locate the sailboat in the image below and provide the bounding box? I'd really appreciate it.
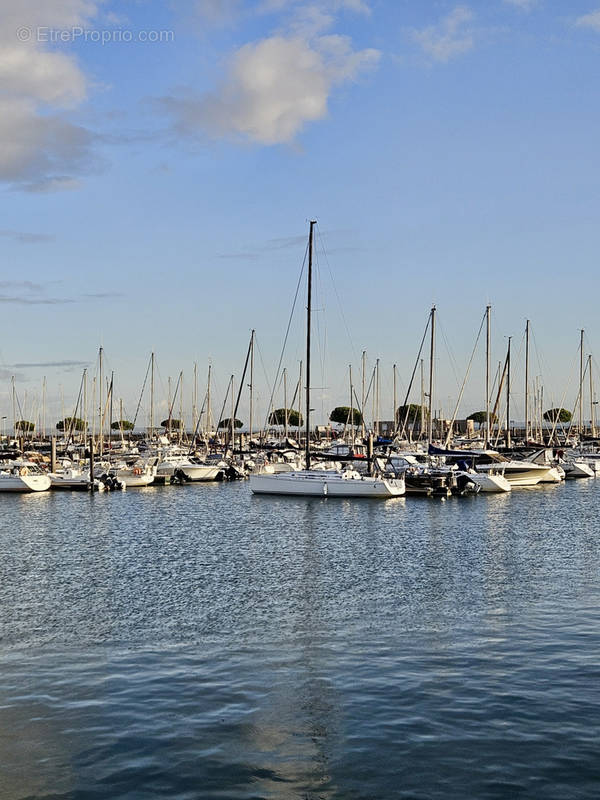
[250,221,405,499]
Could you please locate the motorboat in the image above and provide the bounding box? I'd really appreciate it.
[0,461,51,492]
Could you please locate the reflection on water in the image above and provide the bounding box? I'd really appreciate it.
[1,480,600,798]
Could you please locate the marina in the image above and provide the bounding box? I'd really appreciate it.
[2,479,600,799]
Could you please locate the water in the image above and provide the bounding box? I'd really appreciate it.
[1,481,600,799]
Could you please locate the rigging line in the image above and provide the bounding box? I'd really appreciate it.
[444,310,487,447]
[436,314,462,392]
[262,240,309,431]
[394,313,431,438]
[548,345,580,441]
[131,354,152,429]
[65,369,86,447]
[315,227,361,367]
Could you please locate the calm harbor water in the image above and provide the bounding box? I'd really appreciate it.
[1,480,600,799]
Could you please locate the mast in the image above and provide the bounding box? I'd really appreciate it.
[589,354,595,438]
[428,306,436,445]
[579,329,584,434]
[192,362,198,436]
[249,329,255,443]
[207,364,212,439]
[108,371,114,451]
[525,319,530,443]
[283,368,288,440]
[179,371,184,444]
[375,358,380,438]
[393,364,397,438]
[82,370,87,444]
[361,350,366,439]
[99,346,103,457]
[485,305,491,448]
[150,352,155,442]
[11,376,16,439]
[506,336,512,448]
[305,220,316,470]
[230,374,235,454]
[418,359,424,442]
[349,364,354,442]
[298,360,303,441]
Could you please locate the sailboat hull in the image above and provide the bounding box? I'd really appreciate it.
[250,470,405,497]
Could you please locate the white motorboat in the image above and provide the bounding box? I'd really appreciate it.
[49,466,104,491]
[0,461,51,492]
[155,454,223,482]
[459,469,511,493]
[561,460,595,479]
[476,454,553,486]
[111,462,155,488]
[250,468,405,497]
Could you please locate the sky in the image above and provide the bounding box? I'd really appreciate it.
[1,0,600,431]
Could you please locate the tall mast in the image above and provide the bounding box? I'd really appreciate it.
[305,220,316,470]
[82,370,87,443]
[179,371,184,444]
[428,306,436,445]
[419,359,424,443]
[12,376,16,439]
[249,329,255,443]
[109,371,114,450]
[375,358,380,438]
[99,347,103,458]
[589,354,595,438]
[485,305,491,448]
[393,364,397,437]
[192,362,198,435]
[361,350,366,439]
[230,374,235,454]
[207,364,212,438]
[579,329,584,434]
[298,360,303,441]
[349,364,354,442]
[506,336,512,448]
[150,352,155,441]
[283,368,288,440]
[525,319,530,443]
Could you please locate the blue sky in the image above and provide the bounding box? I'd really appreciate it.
[1,0,600,430]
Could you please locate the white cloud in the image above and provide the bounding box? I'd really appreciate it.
[411,6,475,63]
[575,9,600,31]
[162,32,379,144]
[0,0,99,190]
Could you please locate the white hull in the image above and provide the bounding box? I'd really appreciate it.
[468,473,511,493]
[538,466,564,483]
[0,474,51,492]
[478,462,551,487]
[156,461,222,482]
[179,464,222,481]
[563,461,595,479]
[116,471,154,487]
[250,469,405,497]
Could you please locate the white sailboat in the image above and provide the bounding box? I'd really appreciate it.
[250,221,405,499]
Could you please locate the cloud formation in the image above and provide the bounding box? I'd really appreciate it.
[0,1,99,191]
[162,31,379,144]
[411,6,475,63]
[575,9,600,31]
